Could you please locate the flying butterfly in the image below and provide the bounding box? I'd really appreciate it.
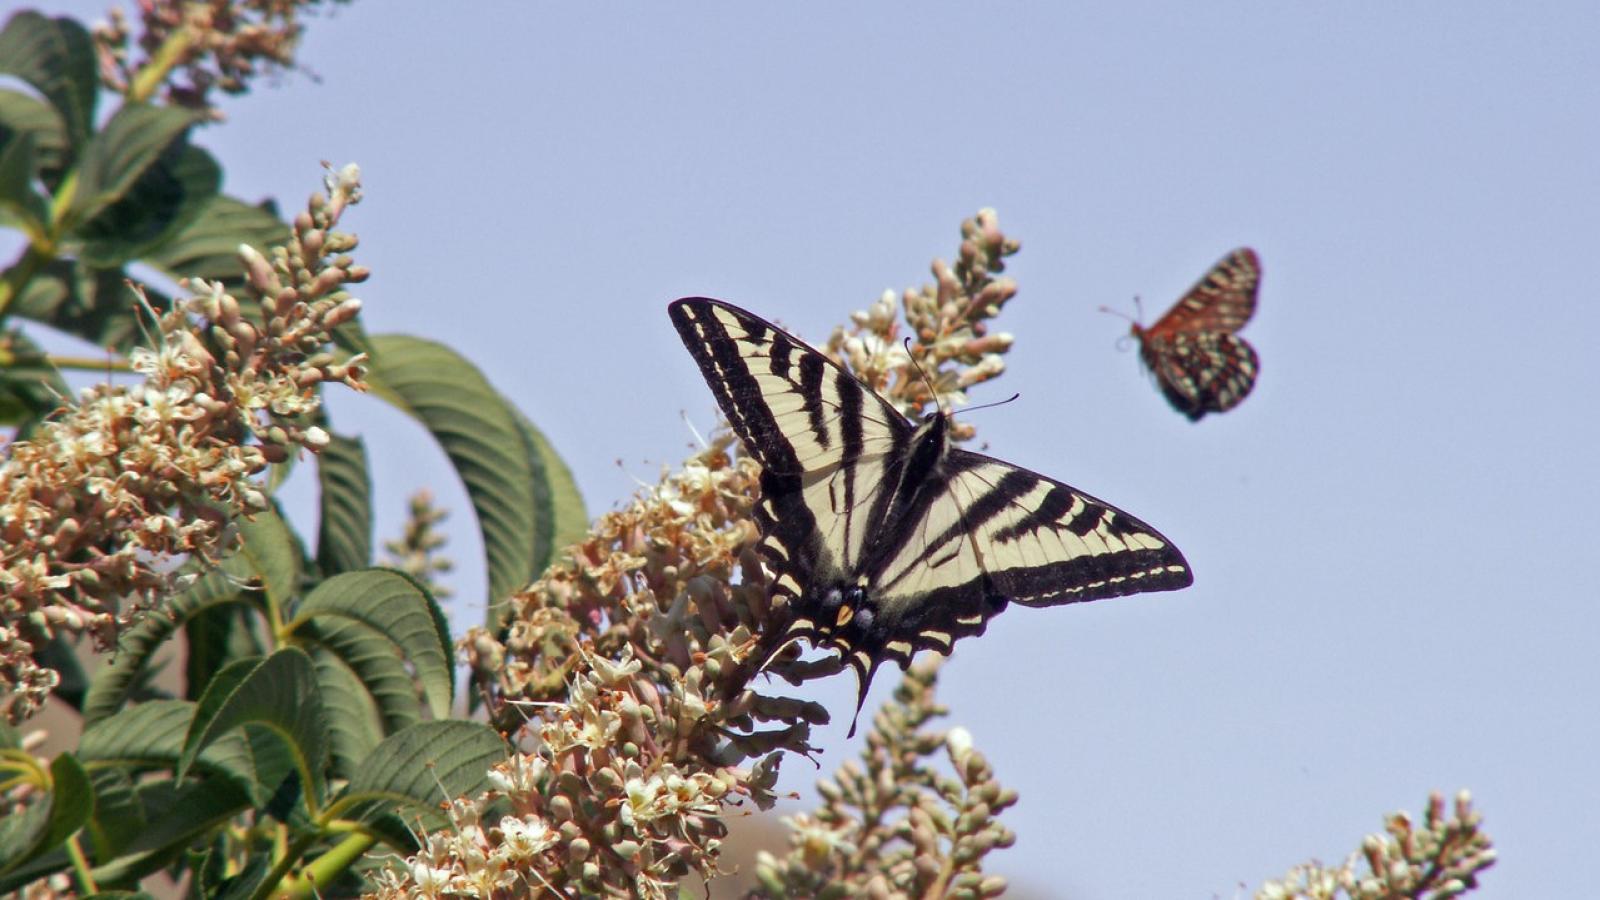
[670,297,1193,733]
[1123,247,1262,421]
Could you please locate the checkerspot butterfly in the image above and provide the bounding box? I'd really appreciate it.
[1126,248,1261,421]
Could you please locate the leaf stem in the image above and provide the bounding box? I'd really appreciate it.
[129,27,197,104]
[0,245,48,320]
[65,833,99,894]
[277,831,379,899]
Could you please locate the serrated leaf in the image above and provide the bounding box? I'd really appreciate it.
[366,334,570,610]
[0,88,67,179]
[0,753,91,877]
[79,700,262,803]
[316,433,371,576]
[294,616,420,737]
[308,642,383,779]
[0,128,47,233]
[74,142,221,268]
[142,194,287,284]
[0,12,95,150]
[332,721,507,824]
[67,104,198,228]
[290,570,452,719]
[180,648,328,811]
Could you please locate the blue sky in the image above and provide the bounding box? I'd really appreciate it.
[20,2,1600,896]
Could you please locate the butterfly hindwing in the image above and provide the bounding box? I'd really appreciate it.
[671,297,1192,731]
[1140,332,1260,421]
[1133,247,1262,420]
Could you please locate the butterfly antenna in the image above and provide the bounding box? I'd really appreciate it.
[962,392,1022,415]
[901,337,944,415]
[1099,295,1143,351]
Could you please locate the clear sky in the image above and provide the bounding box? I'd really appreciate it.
[20,2,1600,896]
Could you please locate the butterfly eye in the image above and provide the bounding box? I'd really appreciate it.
[820,587,846,610]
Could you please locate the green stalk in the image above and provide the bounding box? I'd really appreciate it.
[277,830,379,899]
[129,27,197,104]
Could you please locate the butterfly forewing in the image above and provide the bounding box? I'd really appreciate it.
[1133,247,1262,420]
[671,297,1192,730]
[670,299,910,578]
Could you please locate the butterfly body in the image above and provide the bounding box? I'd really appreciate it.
[671,297,1191,731]
[1131,248,1262,421]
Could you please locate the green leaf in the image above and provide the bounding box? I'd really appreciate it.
[82,769,142,859]
[4,257,175,353]
[0,753,92,877]
[81,561,251,726]
[74,142,221,268]
[67,104,199,228]
[294,617,421,738]
[236,506,300,610]
[180,648,329,811]
[308,642,383,779]
[86,777,251,886]
[187,594,271,705]
[366,333,577,612]
[332,721,508,824]
[0,329,72,434]
[0,128,47,233]
[515,406,588,581]
[0,12,95,151]
[0,88,67,180]
[79,700,274,804]
[142,194,287,284]
[291,570,452,719]
[316,433,372,576]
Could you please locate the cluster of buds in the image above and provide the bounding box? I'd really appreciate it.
[382,489,454,600]
[393,212,1029,895]
[0,163,368,722]
[829,208,1019,440]
[1257,791,1496,900]
[751,659,1016,899]
[93,0,348,113]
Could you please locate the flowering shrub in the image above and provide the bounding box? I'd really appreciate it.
[0,4,1493,898]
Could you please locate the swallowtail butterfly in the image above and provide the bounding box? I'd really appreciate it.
[1129,248,1261,421]
[670,297,1192,733]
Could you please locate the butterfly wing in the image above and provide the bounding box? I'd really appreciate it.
[1135,248,1262,419]
[1144,247,1261,339]
[855,448,1193,671]
[1139,331,1261,421]
[668,297,911,604]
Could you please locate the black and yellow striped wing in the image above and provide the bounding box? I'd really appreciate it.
[670,297,1192,731]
